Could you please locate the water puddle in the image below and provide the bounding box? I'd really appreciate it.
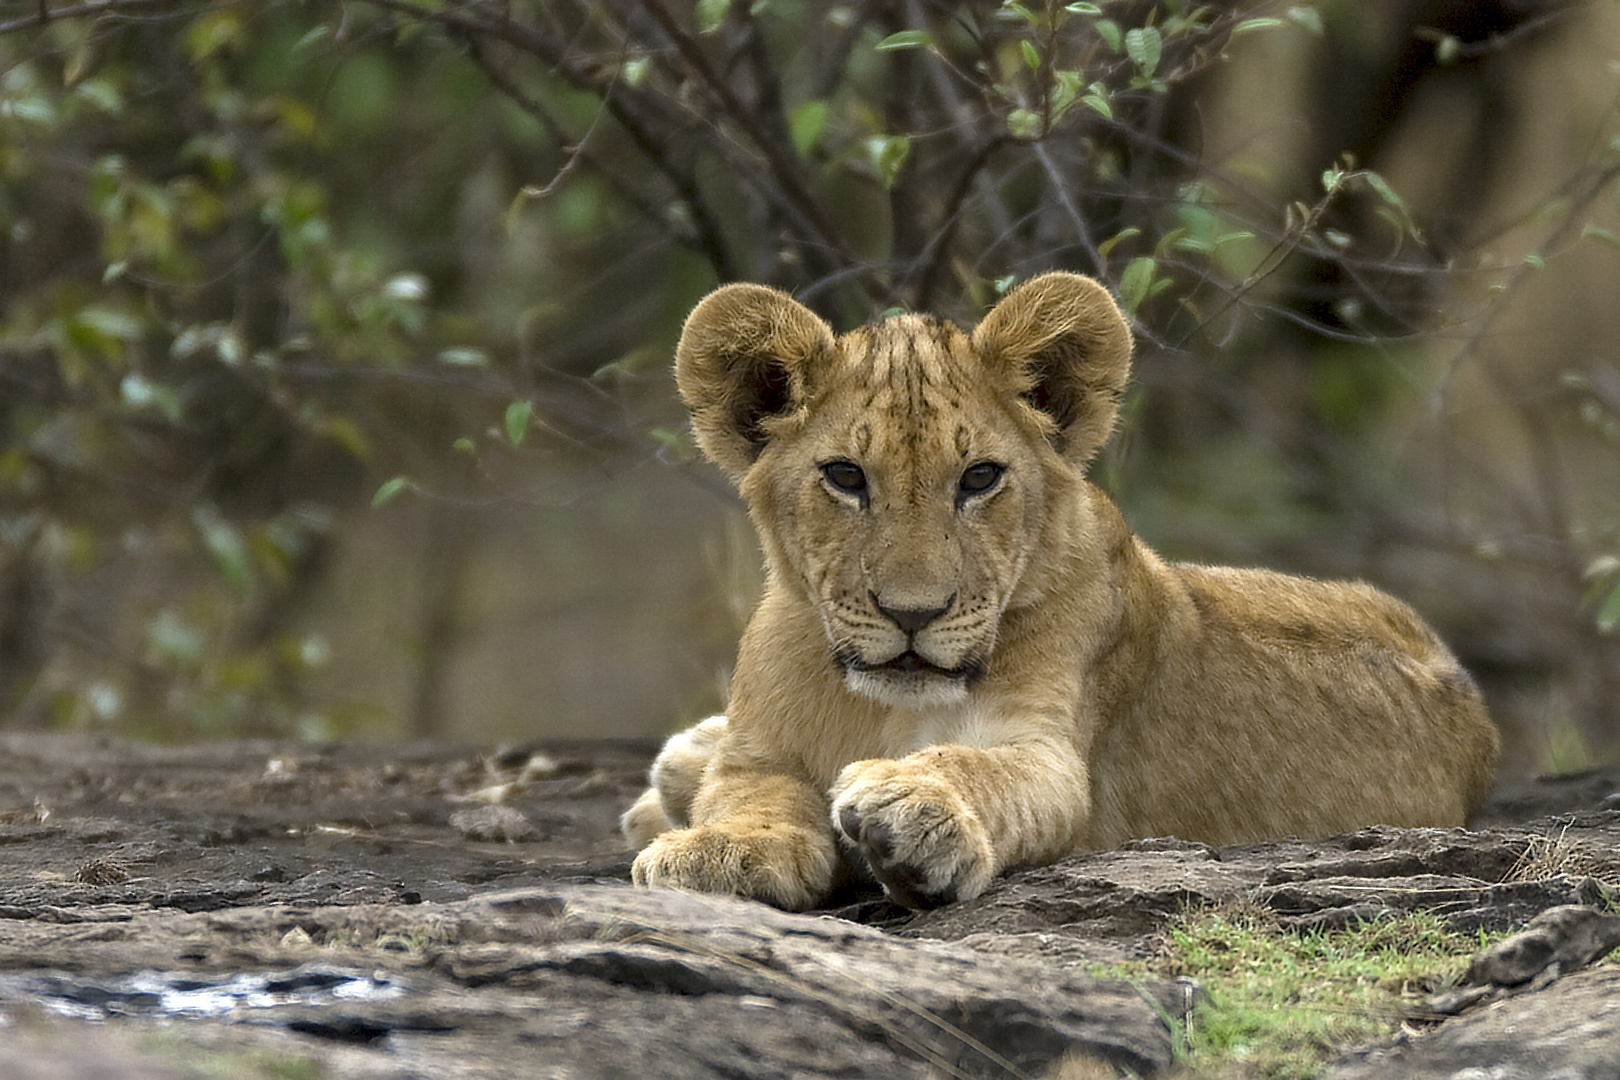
[1,965,407,1021]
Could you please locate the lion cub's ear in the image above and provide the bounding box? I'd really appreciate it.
[971,272,1133,464]
[675,283,836,481]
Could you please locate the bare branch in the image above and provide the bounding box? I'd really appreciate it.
[0,0,187,35]
[628,0,886,300]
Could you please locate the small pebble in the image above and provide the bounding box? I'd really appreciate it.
[449,805,539,843]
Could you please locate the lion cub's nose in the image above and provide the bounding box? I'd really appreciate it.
[872,593,954,635]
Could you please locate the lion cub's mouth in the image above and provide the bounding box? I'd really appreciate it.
[835,648,985,682]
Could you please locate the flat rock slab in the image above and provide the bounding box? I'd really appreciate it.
[884,827,1619,965]
[3,734,1620,1077]
[1328,966,1620,1080]
[0,884,1185,1079]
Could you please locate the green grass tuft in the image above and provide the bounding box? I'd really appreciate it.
[1097,906,1503,1079]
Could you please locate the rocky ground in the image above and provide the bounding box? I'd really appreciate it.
[1,731,1619,1079]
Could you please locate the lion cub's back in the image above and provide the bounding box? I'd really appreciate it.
[1084,563,1499,849]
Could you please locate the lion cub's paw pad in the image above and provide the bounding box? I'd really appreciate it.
[831,783,993,910]
[833,806,950,908]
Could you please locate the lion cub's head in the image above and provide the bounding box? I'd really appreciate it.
[676,273,1132,707]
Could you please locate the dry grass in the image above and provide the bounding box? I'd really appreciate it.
[1505,826,1620,888]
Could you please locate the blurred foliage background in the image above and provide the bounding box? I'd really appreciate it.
[1,0,1618,778]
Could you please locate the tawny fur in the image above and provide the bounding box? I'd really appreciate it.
[627,272,1499,911]
[620,715,727,848]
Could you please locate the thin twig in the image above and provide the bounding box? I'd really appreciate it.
[0,0,185,35]
[630,0,883,300]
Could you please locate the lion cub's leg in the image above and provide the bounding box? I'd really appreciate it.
[830,733,1091,909]
[631,765,839,910]
[620,715,728,848]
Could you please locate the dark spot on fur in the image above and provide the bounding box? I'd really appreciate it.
[836,808,955,910]
[1185,582,1224,626]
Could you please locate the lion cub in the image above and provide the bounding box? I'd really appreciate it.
[626,272,1499,911]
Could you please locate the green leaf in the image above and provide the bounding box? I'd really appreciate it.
[1288,6,1324,34]
[382,273,428,301]
[74,306,144,341]
[1097,226,1140,260]
[1020,40,1041,71]
[1360,170,1409,215]
[322,417,370,460]
[789,99,829,158]
[1006,108,1043,139]
[372,476,409,508]
[437,346,490,367]
[119,374,183,422]
[875,29,933,51]
[621,57,650,87]
[1050,70,1083,119]
[1585,555,1620,582]
[648,427,693,454]
[193,506,252,593]
[505,400,533,447]
[1065,3,1102,13]
[1001,2,1037,26]
[1596,579,1620,634]
[74,78,123,115]
[1523,253,1546,270]
[1124,26,1161,77]
[184,9,247,62]
[452,438,476,453]
[1173,204,1219,254]
[1082,89,1113,121]
[1118,256,1156,315]
[147,610,204,665]
[1095,18,1122,52]
[865,134,911,189]
[291,25,330,54]
[1582,224,1620,250]
[695,0,732,34]
[1232,17,1285,33]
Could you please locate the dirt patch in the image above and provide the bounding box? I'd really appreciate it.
[1,732,1618,1078]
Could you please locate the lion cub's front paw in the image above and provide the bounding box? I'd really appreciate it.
[830,760,994,909]
[630,823,835,911]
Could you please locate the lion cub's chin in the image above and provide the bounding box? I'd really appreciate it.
[842,667,972,709]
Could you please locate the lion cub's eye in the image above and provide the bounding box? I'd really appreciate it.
[821,460,868,497]
[958,462,1005,499]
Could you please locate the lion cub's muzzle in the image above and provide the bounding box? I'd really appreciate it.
[832,592,987,705]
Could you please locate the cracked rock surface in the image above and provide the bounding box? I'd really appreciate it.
[1,733,1619,1078]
